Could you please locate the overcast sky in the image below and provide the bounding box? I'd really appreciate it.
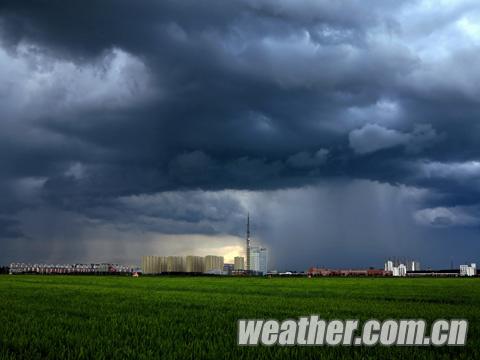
[1,0,480,270]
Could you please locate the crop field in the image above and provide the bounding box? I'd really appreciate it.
[0,275,479,359]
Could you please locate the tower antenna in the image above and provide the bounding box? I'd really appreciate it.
[246,213,251,272]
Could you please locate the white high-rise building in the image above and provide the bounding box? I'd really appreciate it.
[408,261,421,271]
[243,213,268,275]
[460,263,477,276]
[385,259,420,275]
[398,264,407,277]
[259,248,268,275]
[249,246,260,273]
[384,260,394,272]
[391,263,407,277]
[249,246,268,275]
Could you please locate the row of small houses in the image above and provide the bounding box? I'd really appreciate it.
[8,263,138,275]
[306,264,478,277]
[4,262,478,277]
[306,268,390,277]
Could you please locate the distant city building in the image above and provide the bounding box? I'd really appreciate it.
[384,260,394,272]
[142,254,228,274]
[223,263,234,275]
[259,248,268,275]
[307,267,391,277]
[407,269,460,277]
[186,256,205,273]
[9,263,134,275]
[234,256,244,271]
[249,246,260,273]
[142,256,167,274]
[204,255,224,274]
[392,266,399,276]
[392,264,407,277]
[385,259,419,277]
[242,213,268,275]
[167,256,185,272]
[249,246,268,275]
[408,261,421,271]
[460,263,477,277]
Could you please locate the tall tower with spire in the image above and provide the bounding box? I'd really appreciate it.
[246,213,251,272]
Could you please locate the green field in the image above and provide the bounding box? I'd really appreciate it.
[0,275,478,359]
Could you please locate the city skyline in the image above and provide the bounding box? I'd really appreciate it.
[2,2,480,269]
[0,208,477,271]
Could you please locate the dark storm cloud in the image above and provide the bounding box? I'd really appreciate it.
[0,0,403,56]
[0,217,22,239]
[1,0,480,267]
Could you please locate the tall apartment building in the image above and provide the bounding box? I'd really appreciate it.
[141,256,154,274]
[259,248,268,275]
[234,256,245,271]
[186,256,205,273]
[408,261,421,271]
[385,259,420,274]
[141,256,167,274]
[205,255,224,274]
[249,246,268,275]
[167,256,185,272]
[384,260,394,272]
[460,263,477,276]
[392,263,407,277]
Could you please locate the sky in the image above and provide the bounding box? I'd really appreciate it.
[1,0,480,270]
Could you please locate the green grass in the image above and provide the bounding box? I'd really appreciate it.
[0,275,479,359]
